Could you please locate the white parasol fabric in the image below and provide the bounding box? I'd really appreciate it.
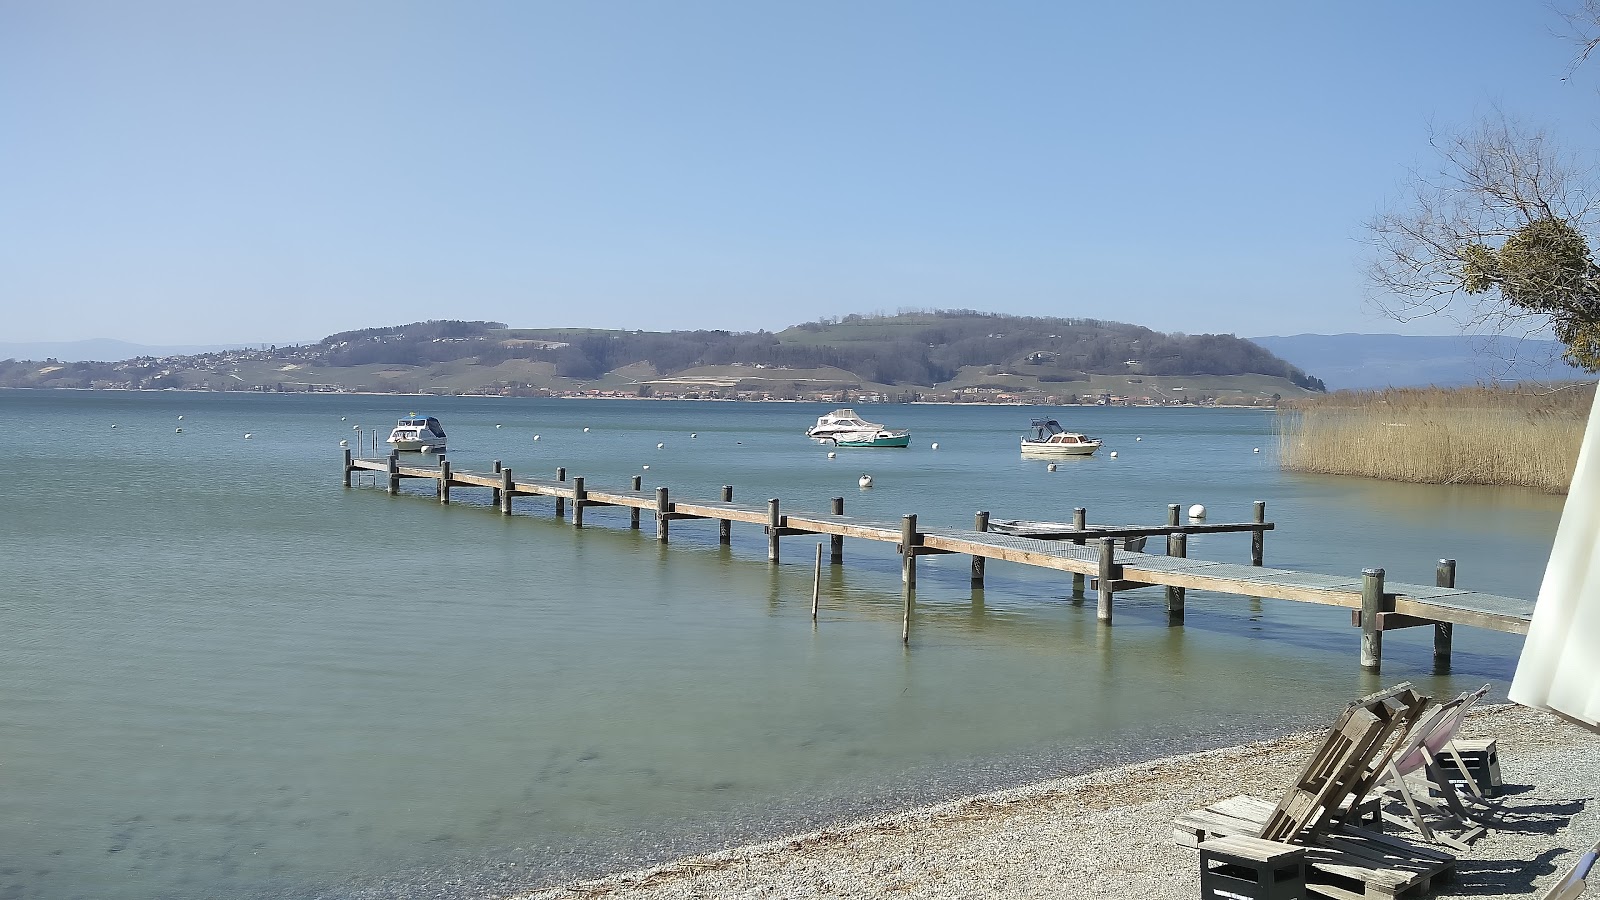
[1508,385,1600,732]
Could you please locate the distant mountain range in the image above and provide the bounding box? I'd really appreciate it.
[1250,334,1587,391]
[0,338,261,361]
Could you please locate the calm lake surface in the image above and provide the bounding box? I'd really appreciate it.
[0,391,1561,900]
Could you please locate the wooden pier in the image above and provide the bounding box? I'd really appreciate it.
[344,451,1533,670]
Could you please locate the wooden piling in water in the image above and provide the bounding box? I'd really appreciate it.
[387,452,399,494]
[500,467,513,514]
[971,510,989,586]
[721,486,734,544]
[901,514,918,587]
[1097,537,1116,624]
[812,543,822,621]
[1361,567,1385,671]
[767,499,782,563]
[491,460,502,507]
[1252,500,1267,566]
[631,476,643,529]
[439,459,451,504]
[555,467,566,518]
[343,448,353,487]
[1071,507,1087,598]
[656,487,670,543]
[829,497,844,563]
[1166,531,1187,624]
[1435,559,1456,668]
[572,476,586,527]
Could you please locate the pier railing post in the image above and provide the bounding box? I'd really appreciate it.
[555,467,566,519]
[439,459,451,504]
[829,497,844,563]
[971,511,989,586]
[491,460,502,507]
[1071,507,1088,599]
[768,499,782,563]
[631,476,643,529]
[387,451,399,495]
[572,476,586,527]
[1097,537,1116,624]
[656,487,670,543]
[343,448,353,487]
[721,486,734,544]
[1167,504,1180,528]
[901,514,918,587]
[1435,559,1456,669]
[1360,567,1385,671]
[812,543,822,621]
[1166,532,1187,624]
[500,467,513,515]
[1252,500,1267,566]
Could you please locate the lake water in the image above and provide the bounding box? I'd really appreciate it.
[0,391,1562,900]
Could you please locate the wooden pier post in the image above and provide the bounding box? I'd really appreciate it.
[767,499,782,563]
[500,467,513,515]
[901,514,918,587]
[1435,559,1456,668]
[829,497,844,563]
[555,467,566,519]
[1071,507,1088,599]
[971,511,989,586]
[1360,567,1385,671]
[343,448,353,487]
[1252,501,1267,566]
[655,487,670,543]
[1167,504,1180,528]
[387,451,399,494]
[439,459,451,504]
[1166,531,1187,624]
[572,476,586,527]
[1097,537,1116,624]
[721,486,734,544]
[902,586,912,645]
[812,543,822,621]
[631,475,643,529]
[491,460,502,507]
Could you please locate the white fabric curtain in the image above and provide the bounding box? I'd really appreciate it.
[1509,385,1600,732]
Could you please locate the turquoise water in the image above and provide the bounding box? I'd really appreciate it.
[0,391,1560,900]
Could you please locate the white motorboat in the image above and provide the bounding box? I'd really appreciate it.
[387,414,447,452]
[1020,418,1101,457]
[807,408,911,448]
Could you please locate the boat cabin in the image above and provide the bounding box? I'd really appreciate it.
[396,416,446,439]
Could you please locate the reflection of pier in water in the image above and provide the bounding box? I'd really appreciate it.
[345,451,1532,673]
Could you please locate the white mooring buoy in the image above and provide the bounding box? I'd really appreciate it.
[657,442,665,449]
[931,442,939,450]
[244,433,252,439]
[583,427,590,433]
[340,439,349,447]
[1047,463,1058,472]
[858,474,873,488]
[175,427,183,433]
[533,434,540,441]
[496,423,502,429]
[1109,451,1118,458]
[1188,504,1207,519]
[827,451,836,459]
[1253,447,1261,453]
[642,464,650,470]
[691,433,698,439]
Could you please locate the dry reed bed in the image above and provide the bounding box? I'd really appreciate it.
[1277,384,1593,494]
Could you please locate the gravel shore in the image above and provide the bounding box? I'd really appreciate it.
[513,705,1600,899]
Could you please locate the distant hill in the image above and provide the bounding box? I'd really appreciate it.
[0,338,259,361]
[0,313,1325,403]
[1250,334,1587,390]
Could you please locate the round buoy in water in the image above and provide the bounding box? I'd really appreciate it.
[1253,447,1261,453]
[691,433,698,439]
[244,433,252,439]
[858,474,873,488]
[175,427,183,433]
[1109,451,1118,458]
[111,424,118,428]
[1047,463,1058,472]
[496,423,502,429]
[339,439,349,447]
[657,442,664,449]
[533,435,540,441]
[353,424,360,430]
[827,451,836,459]
[583,427,590,433]
[1188,504,1206,519]
[177,415,184,420]
[1136,436,1142,441]
[642,464,650,470]
[931,442,939,450]
[341,417,346,421]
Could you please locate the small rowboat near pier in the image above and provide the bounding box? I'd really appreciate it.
[343,450,1533,671]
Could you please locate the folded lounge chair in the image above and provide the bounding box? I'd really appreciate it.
[1372,685,1497,851]
[1174,684,1459,899]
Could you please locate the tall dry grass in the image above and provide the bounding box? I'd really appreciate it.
[1277,383,1594,494]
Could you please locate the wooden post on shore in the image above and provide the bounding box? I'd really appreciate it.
[829,497,844,563]
[1435,559,1456,669]
[555,467,566,518]
[767,499,782,563]
[901,514,918,587]
[500,467,513,515]
[655,487,670,543]
[1097,537,1116,624]
[1360,567,1385,671]
[1252,501,1267,566]
[631,476,643,529]
[491,460,502,507]
[1071,507,1088,599]
[1166,531,1187,624]
[343,448,353,487]
[721,486,734,544]
[812,543,822,621]
[439,459,451,504]
[387,451,399,495]
[971,511,989,586]
[572,476,586,527]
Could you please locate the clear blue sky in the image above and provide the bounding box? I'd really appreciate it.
[3,1,1596,345]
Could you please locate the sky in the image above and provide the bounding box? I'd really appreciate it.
[3,1,1599,346]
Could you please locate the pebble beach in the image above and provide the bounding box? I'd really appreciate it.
[513,705,1600,900]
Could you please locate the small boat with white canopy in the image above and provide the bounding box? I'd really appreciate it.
[806,408,911,448]
[387,414,447,452]
[1020,418,1101,457]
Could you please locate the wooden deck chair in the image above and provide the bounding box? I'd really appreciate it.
[1540,838,1600,900]
[1373,684,1496,850]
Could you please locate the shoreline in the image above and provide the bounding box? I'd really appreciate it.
[511,704,1599,900]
